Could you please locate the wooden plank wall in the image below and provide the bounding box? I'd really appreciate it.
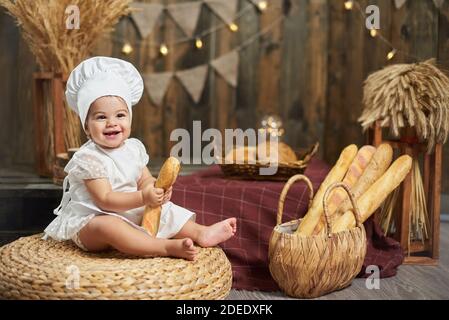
[0,11,36,170]
[1,0,449,193]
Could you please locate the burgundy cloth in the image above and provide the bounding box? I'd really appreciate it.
[359,217,404,279]
[171,159,404,291]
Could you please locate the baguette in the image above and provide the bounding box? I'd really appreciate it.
[335,143,393,215]
[331,155,412,233]
[296,144,358,235]
[312,145,376,234]
[154,157,181,189]
[141,157,181,236]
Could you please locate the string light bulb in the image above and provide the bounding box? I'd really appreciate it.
[370,29,378,38]
[160,43,169,56]
[195,37,203,49]
[387,49,397,60]
[229,23,239,32]
[121,42,133,55]
[344,0,354,10]
[257,1,268,11]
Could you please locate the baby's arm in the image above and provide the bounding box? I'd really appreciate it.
[137,166,173,204]
[85,178,145,213]
[137,166,156,190]
[85,175,164,212]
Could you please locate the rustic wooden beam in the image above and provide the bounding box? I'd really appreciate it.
[431,144,442,260]
[399,145,413,253]
[32,77,49,176]
[51,75,65,155]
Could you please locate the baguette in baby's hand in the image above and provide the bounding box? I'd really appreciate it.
[141,157,181,236]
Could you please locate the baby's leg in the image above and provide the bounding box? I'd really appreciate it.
[79,215,198,260]
[174,217,237,247]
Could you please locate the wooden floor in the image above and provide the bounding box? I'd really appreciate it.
[227,222,449,300]
[1,167,448,300]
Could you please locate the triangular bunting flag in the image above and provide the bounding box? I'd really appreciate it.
[211,50,239,88]
[167,2,202,37]
[143,72,174,106]
[394,0,407,9]
[204,0,238,25]
[130,2,164,39]
[434,0,445,9]
[175,65,209,103]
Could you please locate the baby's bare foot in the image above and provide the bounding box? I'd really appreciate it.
[166,238,198,261]
[197,218,237,247]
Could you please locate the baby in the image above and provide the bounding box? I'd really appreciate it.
[43,57,236,260]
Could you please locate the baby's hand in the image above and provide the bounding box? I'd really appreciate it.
[139,176,157,190]
[162,187,172,205]
[142,183,164,207]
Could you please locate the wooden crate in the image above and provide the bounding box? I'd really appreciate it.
[368,122,440,265]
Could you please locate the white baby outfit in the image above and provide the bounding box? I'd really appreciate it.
[43,56,195,250]
[43,138,195,248]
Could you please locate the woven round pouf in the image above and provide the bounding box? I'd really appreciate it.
[0,234,232,300]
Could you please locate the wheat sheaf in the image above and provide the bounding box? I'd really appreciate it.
[360,59,449,153]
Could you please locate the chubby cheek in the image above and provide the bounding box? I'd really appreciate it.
[87,122,104,137]
[121,120,132,135]
[122,127,131,139]
[96,125,108,136]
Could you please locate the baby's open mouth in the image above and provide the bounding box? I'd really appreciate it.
[104,131,122,136]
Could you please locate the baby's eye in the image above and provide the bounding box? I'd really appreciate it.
[96,115,106,120]
[117,113,127,118]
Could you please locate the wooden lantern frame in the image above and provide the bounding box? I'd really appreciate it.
[32,72,68,177]
[368,121,441,266]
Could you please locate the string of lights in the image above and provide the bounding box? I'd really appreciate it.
[344,0,420,61]
[234,14,284,52]
[108,0,278,56]
[117,0,422,61]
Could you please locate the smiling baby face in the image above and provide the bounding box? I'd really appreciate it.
[85,96,131,149]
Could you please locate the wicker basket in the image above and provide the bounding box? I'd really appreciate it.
[219,143,319,181]
[268,175,367,298]
[0,234,232,300]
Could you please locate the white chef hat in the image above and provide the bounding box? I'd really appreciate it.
[65,56,144,128]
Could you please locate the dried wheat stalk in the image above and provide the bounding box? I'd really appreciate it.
[360,59,449,153]
[379,159,430,245]
[0,0,132,150]
[410,159,430,243]
[379,186,399,236]
[0,0,131,73]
